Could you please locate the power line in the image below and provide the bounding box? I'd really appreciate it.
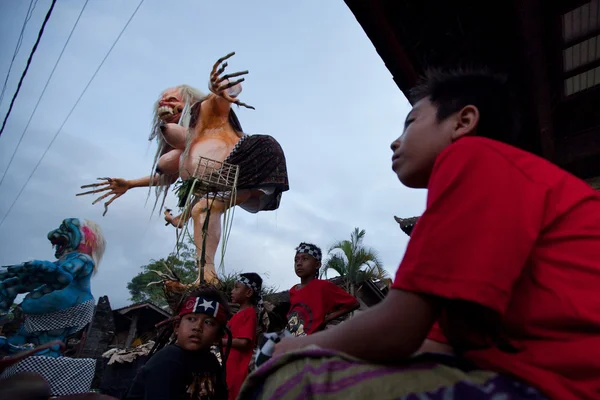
[0,0,38,107]
[0,0,55,137]
[0,0,145,230]
[0,0,90,188]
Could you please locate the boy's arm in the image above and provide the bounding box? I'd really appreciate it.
[222,308,256,351]
[320,282,360,328]
[223,337,252,351]
[275,289,439,362]
[321,301,360,327]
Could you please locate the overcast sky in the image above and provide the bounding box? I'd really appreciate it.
[0,0,427,308]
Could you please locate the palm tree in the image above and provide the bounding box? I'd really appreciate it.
[321,227,388,296]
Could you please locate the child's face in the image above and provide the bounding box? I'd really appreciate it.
[294,252,320,279]
[390,97,456,188]
[231,281,252,304]
[175,312,221,351]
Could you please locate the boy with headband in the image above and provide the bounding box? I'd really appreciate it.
[126,287,230,400]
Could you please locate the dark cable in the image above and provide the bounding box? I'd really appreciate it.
[0,0,57,137]
[0,0,90,188]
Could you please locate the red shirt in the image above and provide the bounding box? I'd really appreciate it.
[287,279,358,336]
[392,137,600,400]
[225,307,256,400]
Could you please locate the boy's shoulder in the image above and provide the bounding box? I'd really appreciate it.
[145,344,185,365]
[440,137,539,166]
[435,137,580,189]
[148,344,218,365]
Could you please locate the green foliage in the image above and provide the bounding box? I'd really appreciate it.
[127,238,279,308]
[321,227,389,295]
[126,240,197,308]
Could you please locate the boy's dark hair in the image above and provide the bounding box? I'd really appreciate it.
[176,286,232,333]
[409,68,521,146]
[240,272,263,305]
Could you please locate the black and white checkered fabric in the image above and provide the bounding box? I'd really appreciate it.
[24,299,95,334]
[238,276,266,319]
[296,243,322,261]
[0,355,96,396]
[254,330,293,369]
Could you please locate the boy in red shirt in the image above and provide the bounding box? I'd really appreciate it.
[241,69,600,400]
[286,242,359,336]
[223,273,263,400]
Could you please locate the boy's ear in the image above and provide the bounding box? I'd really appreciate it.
[451,104,479,141]
[173,318,181,334]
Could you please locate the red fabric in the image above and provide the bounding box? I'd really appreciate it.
[426,322,447,344]
[287,279,358,335]
[225,307,256,400]
[392,137,600,400]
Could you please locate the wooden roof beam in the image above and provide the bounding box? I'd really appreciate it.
[557,125,600,166]
[344,0,420,98]
[513,0,556,160]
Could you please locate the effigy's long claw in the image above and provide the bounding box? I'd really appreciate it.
[215,52,235,66]
[217,71,248,84]
[210,52,235,77]
[76,187,108,196]
[226,96,255,110]
[91,192,111,206]
[219,77,246,91]
[213,62,228,78]
[79,182,108,189]
[208,52,255,110]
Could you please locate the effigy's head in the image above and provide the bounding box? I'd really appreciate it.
[149,85,207,146]
[154,85,207,124]
[47,218,106,272]
[156,87,185,124]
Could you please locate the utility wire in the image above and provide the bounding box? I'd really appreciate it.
[0,0,38,107]
[0,0,145,229]
[0,0,91,188]
[0,0,55,137]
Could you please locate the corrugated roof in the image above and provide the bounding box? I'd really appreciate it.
[562,1,600,95]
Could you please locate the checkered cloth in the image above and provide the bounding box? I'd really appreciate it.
[24,299,95,334]
[0,355,96,396]
[295,243,322,261]
[254,330,293,369]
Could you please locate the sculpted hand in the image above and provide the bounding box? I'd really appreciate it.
[77,177,131,216]
[209,52,255,110]
[164,208,183,228]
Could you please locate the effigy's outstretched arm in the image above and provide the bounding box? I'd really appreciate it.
[76,173,178,216]
[0,255,94,312]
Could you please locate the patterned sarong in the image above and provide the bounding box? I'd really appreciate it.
[24,298,95,334]
[1,355,96,396]
[238,347,549,400]
[176,134,289,212]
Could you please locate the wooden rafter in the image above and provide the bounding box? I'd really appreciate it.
[513,0,556,160]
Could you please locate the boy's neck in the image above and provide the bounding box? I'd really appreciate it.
[238,301,253,310]
[174,343,211,353]
[299,276,316,287]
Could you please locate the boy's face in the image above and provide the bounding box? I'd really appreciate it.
[390,97,456,188]
[175,312,221,352]
[294,252,320,279]
[231,281,252,304]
